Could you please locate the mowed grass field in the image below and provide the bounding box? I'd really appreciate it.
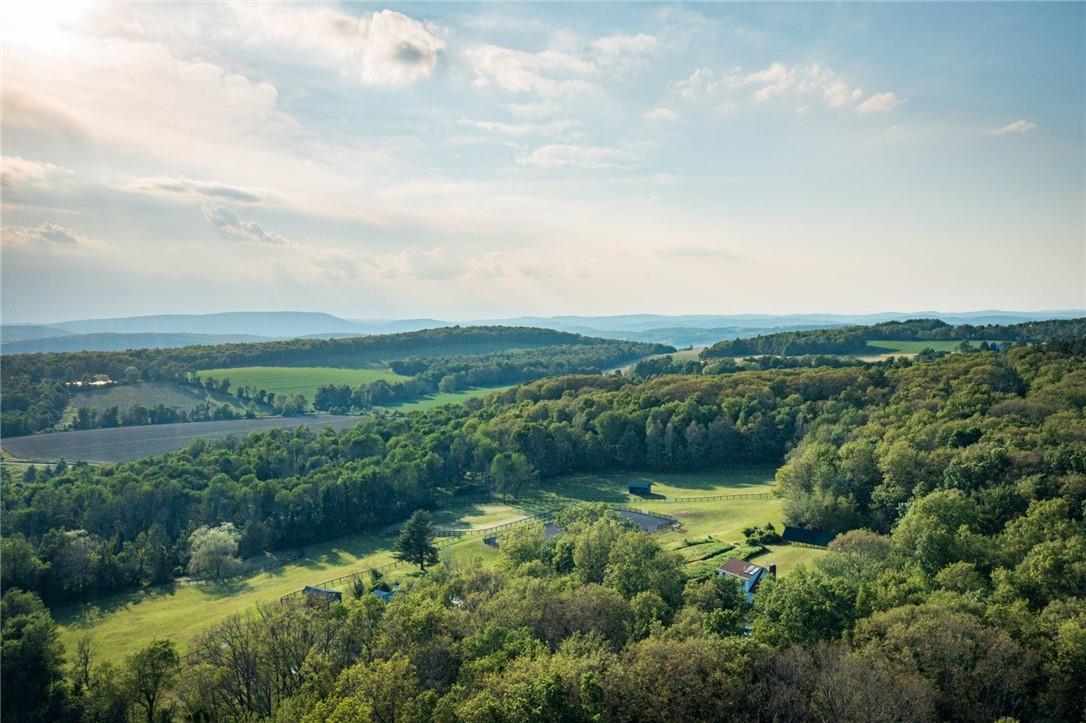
[55,501,513,664]
[197,366,408,400]
[55,468,827,665]
[858,339,998,360]
[197,366,514,412]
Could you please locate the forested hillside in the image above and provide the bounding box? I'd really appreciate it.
[702,316,1086,357]
[1,327,670,436]
[3,340,1084,721]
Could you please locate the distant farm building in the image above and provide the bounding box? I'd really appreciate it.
[628,481,653,497]
[717,558,776,600]
[303,585,342,603]
[781,526,835,547]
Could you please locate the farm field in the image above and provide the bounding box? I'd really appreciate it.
[64,381,243,417]
[55,467,829,666]
[857,339,998,360]
[197,365,408,400]
[1,415,362,463]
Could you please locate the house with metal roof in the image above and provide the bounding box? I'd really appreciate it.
[717,558,776,600]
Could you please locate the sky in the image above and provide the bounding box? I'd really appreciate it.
[1,1,1083,323]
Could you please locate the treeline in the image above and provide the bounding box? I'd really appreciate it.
[1,326,666,436]
[4,341,1085,610]
[7,495,1085,722]
[702,316,1086,357]
[313,342,672,413]
[633,352,867,378]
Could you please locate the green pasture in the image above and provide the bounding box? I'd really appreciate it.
[525,467,777,505]
[382,384,517,412]
[56,467,831,666]
[196,366,407,401]
[859,339,998,359]
[56,508,507,665]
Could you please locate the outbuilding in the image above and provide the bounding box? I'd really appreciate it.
[303,585,342,603]
[628,481,653,497]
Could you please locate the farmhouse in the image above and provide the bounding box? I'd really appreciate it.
[717,558,776,600]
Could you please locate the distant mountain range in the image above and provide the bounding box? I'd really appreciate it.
[2,309,1083,354]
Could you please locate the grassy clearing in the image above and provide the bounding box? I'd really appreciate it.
[381,384,517,412]
[67,382,242,415]
[197,366,407,401]
[55,499,520,664]
[526,467,777,505]
[857,339,999,360]
[429,502,533,531]
[56,467,828,665]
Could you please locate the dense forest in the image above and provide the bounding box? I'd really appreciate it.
[1,327,669,436]
[701,316,1086,357]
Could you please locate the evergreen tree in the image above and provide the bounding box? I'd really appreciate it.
[395,510,439,572]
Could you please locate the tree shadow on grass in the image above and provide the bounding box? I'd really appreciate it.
[632,467,779,493]
[531,474,629,503]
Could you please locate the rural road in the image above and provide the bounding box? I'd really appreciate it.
[2,415,363,464]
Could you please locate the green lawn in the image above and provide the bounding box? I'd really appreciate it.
[56,467,832,665]
[197,366,408,401]
[429,502,534,531]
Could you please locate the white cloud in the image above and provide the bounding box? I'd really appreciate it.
[467,32,658,99]
[231,6,443,86]
[589,33,659,76]
[377,246,465,280]
[202,204,289,246]
[457,118,580,138]
[675,67,719,99]
[1,156,75,193]
[676,62,900,115]
[857,92,902,114]
[992,119,1036,135]
[353,10,444,86]
[125,176,265,204]
[3,40,300,167]
[467,44,597,96]
[2,223,105,249]
[644,107,679,122]
[516,144,638,170]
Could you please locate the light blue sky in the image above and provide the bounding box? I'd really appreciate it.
[2,2,1083,322]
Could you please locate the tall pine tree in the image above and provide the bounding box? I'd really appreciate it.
[395,510,439,572]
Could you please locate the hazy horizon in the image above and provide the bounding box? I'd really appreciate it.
[6,306,1085,329]
[3,2,1084,321]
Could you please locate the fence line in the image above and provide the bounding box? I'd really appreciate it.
[280,512,554,602]
[650,492,773,504]
[269,493,764,605]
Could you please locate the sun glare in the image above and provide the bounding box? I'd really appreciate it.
[1,0,90,52]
